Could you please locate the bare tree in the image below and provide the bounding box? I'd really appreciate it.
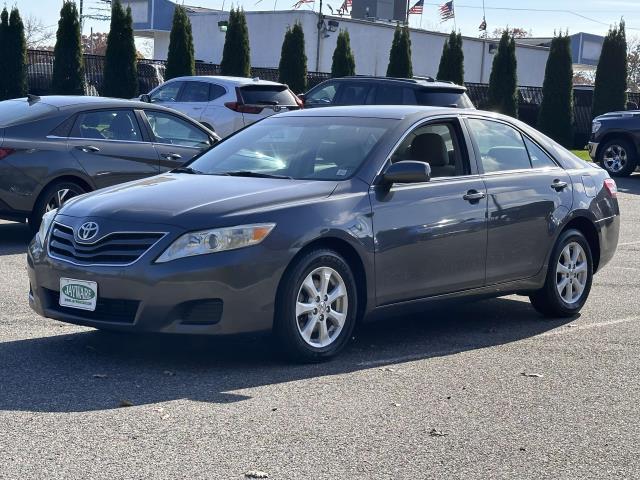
[24,15,55,49]
[491,27,532,39]
[628,36,640,92]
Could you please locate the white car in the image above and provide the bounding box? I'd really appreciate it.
[141,76,301,138]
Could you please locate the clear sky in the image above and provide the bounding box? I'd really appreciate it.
[15,0,640,40]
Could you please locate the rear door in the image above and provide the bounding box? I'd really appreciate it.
[68,109,159,189]
[172,80,211,122]
[142,109,214,171]
[333,82,373,106]
[237,84,300,128]
[465,116,573,284]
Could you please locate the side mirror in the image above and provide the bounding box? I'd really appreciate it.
[139,93,151,103]
[382,161,431,185]
[297,93,306,103]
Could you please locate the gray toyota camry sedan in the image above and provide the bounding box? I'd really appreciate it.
[27,106,620,361]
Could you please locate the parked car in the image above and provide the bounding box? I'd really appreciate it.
[140,76,302,138]
[28,106,619,362]
[588,109,640,176]
[0,95,218,230]
[300,76,474,109]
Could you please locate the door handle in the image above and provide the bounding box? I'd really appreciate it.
[463,190,486,202]
[551,179,568,191]
[162,153,182,160]
[75,145,100,153]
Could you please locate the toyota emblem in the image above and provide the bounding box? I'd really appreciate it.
[77,221,99,241]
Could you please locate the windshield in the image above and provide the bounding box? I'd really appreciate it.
[188,116,396,180]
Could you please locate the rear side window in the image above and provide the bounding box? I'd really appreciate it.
[239,85,297,106]
[467,118,531,173]
[209,84,226,100]
[75,110,141,142]
[523,136,557,168]
[374,86,417,105]
[179,81,210,102]
[416,89,474,108]
[335,83,371,105]
[145,110,210,148]
[0,100,56,126]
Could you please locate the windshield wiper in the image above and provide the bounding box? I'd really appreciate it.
[223,170,292,179]
[171,166,203,175]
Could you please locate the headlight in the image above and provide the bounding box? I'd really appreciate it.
[37,209,57,244]
[592,121,602,133]
[155,223,276,263]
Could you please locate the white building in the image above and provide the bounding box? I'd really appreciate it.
[126,0,551,86]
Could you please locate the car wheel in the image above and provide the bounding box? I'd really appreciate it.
[29,180,87,233]
[275,249,358,362]
[598,138,637,177]
[529,229,593,318]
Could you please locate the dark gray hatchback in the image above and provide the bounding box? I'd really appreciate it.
[0,96,217,229]
[28,106,620,361]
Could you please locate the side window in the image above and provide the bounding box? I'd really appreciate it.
[76,110,141,142]
[391,121,469,178]
[145,110,210,148]
[467,118,531,173]
[335,83,371,105]
[150,81,183,103]
[375,85,404,105]
[178,81,211,102]
[306,82,338,105]
[523,136,557,168]
[209,84,226,101]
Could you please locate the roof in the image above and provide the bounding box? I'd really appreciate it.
[22,96,149,110]
[168,75,283,86]
[274,105,462,120]
[332,76,466,90]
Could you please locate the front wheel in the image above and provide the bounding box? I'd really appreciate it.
[275,249,358,362]
[598,138,638,177]
[29,180,87,233]
[529,229,593,318]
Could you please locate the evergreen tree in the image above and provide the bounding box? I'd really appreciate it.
[487,31,518,117]
[0,9,10,99]
[220,8,251,77]
[278,22,307,93]
[437,31,464,85]
[165,5,195,80]
[538,33,574,147]
[387,25,412,78]
[592,21,628,117]
[103,0,138,98]
[52,1,85,95]
[1,8,27,100]
[436,36,450,82]
[331,29,356,78]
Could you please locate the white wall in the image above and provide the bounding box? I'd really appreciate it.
[145,10,549,87]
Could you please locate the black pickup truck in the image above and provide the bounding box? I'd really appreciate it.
[588,110,640,177]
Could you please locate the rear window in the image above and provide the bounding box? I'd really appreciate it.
[0,100,56,126]
[415,89,474,108]
[239,85,297,106]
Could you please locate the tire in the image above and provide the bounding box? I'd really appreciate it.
[29,180,87,233]
[529,229,593,318]
[274,249,358,362]
[597,138,638,177]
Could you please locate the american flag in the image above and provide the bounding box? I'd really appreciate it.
[439,1,455,21]
[408,0,424,15]
[338,0,352,12]
[292,0,314,8]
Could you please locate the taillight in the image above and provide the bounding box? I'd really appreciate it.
[224,101,263,114]
[0,147,15,160]
[604,178,617,198]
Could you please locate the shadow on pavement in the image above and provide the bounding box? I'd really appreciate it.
[0,222,31,256]
[0,297,574,413]
[616,173,640,195]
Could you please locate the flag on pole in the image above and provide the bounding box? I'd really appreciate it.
[408,0,424,14]
[439,1,455,21]
[479,17,487,31]
[292,0,314,8]
[338,0,352,14]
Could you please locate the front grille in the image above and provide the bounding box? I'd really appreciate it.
[48,223,164,266]
[44,288,139,324]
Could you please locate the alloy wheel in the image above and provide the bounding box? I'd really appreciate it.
[602,144,628,173]
[556,241,588,304]
[45,187,82,212]
[295,266,349,348]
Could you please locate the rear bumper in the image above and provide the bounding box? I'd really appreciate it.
[595,213,620,272]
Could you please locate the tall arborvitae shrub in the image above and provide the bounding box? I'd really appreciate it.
[538,33,574,147]
[0,9,10,99]
[593,21,628,117]
[165,5,195,80]
[3,8,27,100]
[387,25,412,78]
[331,29,356,78]
[220,8,251,77]
[487,31,518,117]
[103,0,138,98]
[437,31,464,85]
[52,1,85,95]
[278,22,307,93]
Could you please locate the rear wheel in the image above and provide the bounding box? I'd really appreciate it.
[29,180,87,233]
[598,138,637,177]
[529,229,593,318]
[275,249,358,362]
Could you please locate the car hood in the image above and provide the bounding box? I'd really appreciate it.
[59,174,338,229]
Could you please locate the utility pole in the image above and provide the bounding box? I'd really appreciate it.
[315,0,324,72]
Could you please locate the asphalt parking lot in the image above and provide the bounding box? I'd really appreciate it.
[0,175,639,480]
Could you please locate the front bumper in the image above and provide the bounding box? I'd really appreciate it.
[587,142,598,160]
[27,230,288,336]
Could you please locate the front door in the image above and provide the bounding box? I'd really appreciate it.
[465,117,573,284]
[370,118,488,306]
[68,109,159,189]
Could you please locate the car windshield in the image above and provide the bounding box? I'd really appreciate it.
[188,116,396,180]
